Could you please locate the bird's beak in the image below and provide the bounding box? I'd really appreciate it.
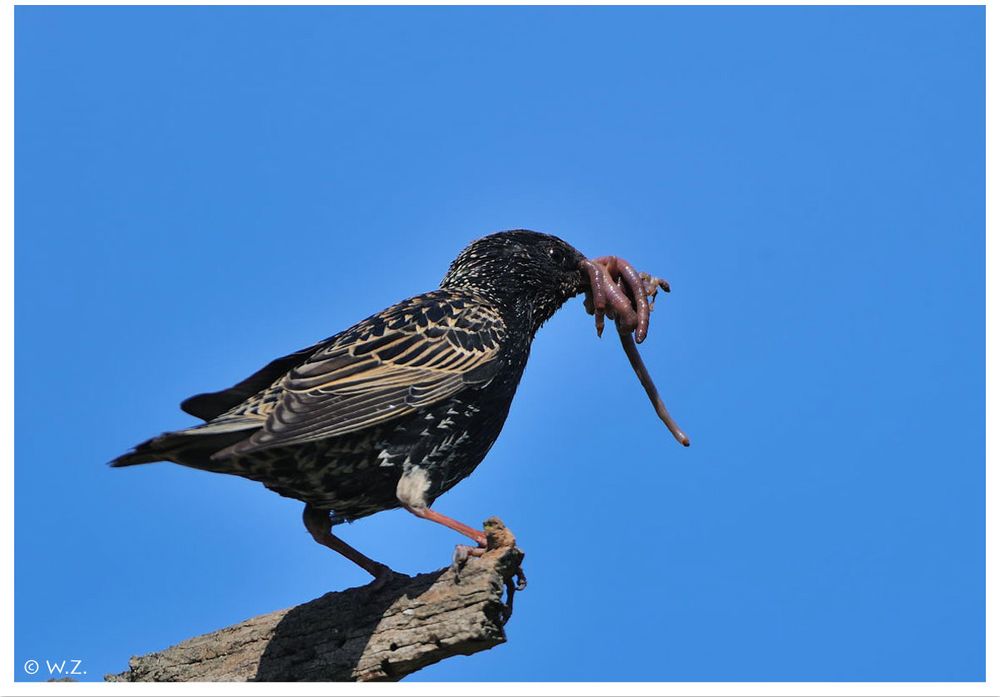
[572,251,590,294]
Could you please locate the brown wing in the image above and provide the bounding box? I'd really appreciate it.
[214,292,506,457]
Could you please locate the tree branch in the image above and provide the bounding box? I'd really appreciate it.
[107,518,524,682]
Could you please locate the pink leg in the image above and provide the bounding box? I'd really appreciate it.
[403,505,487,547]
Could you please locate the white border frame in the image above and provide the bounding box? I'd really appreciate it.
[2,2,991,696]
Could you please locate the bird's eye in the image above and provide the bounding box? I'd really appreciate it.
[547,246,571,268]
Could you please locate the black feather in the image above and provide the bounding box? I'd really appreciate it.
[180,344,321,421]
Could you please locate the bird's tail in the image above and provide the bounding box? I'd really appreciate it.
[110,420,259,470]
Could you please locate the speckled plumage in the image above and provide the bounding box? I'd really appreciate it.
[112,231,588,533]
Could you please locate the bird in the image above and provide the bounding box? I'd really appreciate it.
[112,229,592,585]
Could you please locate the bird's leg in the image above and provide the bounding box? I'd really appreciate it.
[402,504,488,547]
[302,504,397,588]
[396,469,487,573]
[403,505,488,579]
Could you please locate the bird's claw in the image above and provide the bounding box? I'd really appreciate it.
[366,564,400,595]
[451,542,486,581]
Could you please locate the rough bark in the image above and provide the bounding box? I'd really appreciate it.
[107,518,524,682]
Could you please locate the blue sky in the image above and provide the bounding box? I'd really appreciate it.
[15,6,983,682]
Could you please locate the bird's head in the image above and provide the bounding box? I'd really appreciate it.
[441,230,588,332]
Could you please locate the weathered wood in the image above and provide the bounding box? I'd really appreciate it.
[107,518,524,682]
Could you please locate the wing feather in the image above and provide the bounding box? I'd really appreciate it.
[180,344,321,421]
[215,292,505,457]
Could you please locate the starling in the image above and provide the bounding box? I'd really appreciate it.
[112,229,685,584]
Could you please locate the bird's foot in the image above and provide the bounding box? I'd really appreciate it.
[366,563,404,594]
[451,542,486,581]
[452,543,486,564]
